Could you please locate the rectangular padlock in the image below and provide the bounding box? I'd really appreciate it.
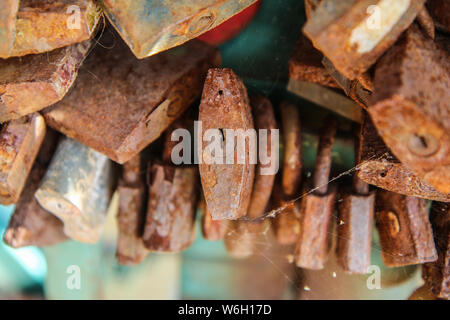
[375,189,438,267]
[295,116,338,270]
[337,124,375,274]
[369,24,450,194]
[271,184,301,246]
[422,202,449,300]
[116,155,149,265]
[0,113,46,205]
[100,0,257,58]
[304,0,425,79]
[44,34,220,164]
[35,137,115,243]
[0,40,91,122]
[357,113,449,202]
[143,163,198,252]
[3,130,66,248]
[198,68,255,220]
[0,0,101,58]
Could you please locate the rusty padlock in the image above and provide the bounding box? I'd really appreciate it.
[142,162,198,252]
[43,32,220,164]
[35,137,115,243]
[336,125,375,274]
[0,113,46,205]
[422,202,449,300]
[375,190,438,267]
[198,68,255,220]
[369,24,450,194]
[3,130,67,248]
[0,40,92,122]
[116,155,149,265]
[357,113,449,202]
[272,101,302,245]
[100,0,257,59]
[295,116,338,270]
[0,0,100,58]
[304,0,425,80]
[224,95,277,257]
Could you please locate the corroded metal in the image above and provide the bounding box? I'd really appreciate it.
[369,24,450,194]
[304,0,322,20]
[247,95,277,219]
[0,0,101,58]
[116,156,149,265]
[416,5,435,39]
[287,79,363,123]
[200,196,229,241]
[143,163,198,252]
[280,101,302,198]
[3,131,66,248]
[198,68,255,220]
[427,0,450,33]
[423,202,450,300]
[289,34,338,89]
[35,137,115,243]
[375,190,438,267]
[100,0,257,59]
[304,0,425,79]
[357,114,449,202]
[271,184,301,245]
[0,40,91,122]
[295,116,338,270]
[224,95,277,257]
[337,125,375,274]
[44,35,219,164]
[0,113,46,205]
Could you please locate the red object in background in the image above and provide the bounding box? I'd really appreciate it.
[198,1,262,46]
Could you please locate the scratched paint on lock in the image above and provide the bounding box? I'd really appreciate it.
[350,0,411,53]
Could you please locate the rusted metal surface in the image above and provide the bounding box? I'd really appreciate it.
[0,0,19,56]
[199,196,229,241]
[357,114,450,202]
[0,40,91,122]
[280,101,302,198]
[369,24,450,194]
[304,0,321,20]
[289,34,338,89]
[322,57,372,109]
[295,116,337,270]
[143,163,198,252]
[375,190,438,267]
[337,125,375,274]
[427,0,450,33]
[116,156,149,265]
[423,202,450,300]
[287,79,363,124]
[44,34,219,164]
[3,131,66,248]
[416,5,435,39]
[247,95,277,219]
[198,68,255,220]
[271,184,300,245]
[0,113,46,205]
[0,0,101,58]
[101,0,257,59]
[35,137,115,243]
[304,0,426,80]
